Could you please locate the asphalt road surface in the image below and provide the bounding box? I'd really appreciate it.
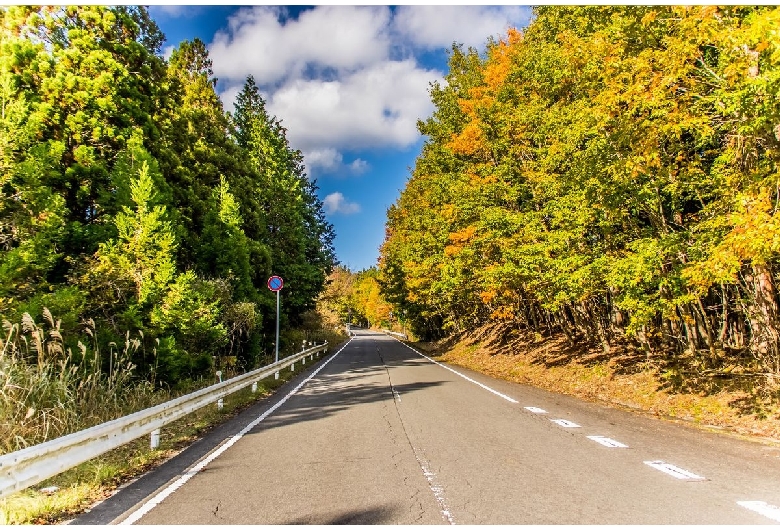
[75,328,780,524]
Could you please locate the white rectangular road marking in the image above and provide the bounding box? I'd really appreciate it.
[644,460,705,481]
[738,501,780,523]
[524,406,547,414]
[587,435,628,448]
[551,419,580,428]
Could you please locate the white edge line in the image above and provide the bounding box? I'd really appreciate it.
[738,501,780,523]
[118,338,354,525]
[393,337,518,404]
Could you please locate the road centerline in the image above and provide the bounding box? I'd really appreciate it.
[377,343,455,525]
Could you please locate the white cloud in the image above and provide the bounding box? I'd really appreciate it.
[149,6,197,19]
[208,6,529,181]
[209,6,392,86]
[349,159,369,175]
[305,148,344,172]
[392,6,533,50]
[268,59,439,153]
[323,192,361,215]
[162,45,175,61]
[303,149,370,177]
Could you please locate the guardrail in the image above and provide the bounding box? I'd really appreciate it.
[0,342,329,499]
[382,329,408,340]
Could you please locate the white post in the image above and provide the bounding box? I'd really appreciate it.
[251,382,257,393]
[150,429,160,449]
[215,371,223,410]
[275,371,279,380]
[291,362,295,372]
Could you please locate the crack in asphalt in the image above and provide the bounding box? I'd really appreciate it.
[377,347,456,525]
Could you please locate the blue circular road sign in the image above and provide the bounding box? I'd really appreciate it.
[268,275,283,292]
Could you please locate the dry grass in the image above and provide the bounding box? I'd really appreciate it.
[419,324,780,443]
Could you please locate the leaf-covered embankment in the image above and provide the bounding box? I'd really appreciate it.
[416,324,780,443]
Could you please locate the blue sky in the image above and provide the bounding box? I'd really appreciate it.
[148,5,534,272]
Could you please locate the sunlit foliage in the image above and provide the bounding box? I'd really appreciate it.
[380,6,780,373]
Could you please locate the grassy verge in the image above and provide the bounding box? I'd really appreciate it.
[415,325,780,444]
[0,331,347,525]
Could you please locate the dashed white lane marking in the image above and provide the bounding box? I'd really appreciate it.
[643,460,705,481]
[587,435,628,448]
[551,419,580,428]
[415,449,455,525]
[524,406,547,414]
[737,501,780,523]
[118,339,354,525]
[396,340,518,404]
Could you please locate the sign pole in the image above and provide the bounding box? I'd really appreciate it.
[275,288,280,364]
[267,275,284,369]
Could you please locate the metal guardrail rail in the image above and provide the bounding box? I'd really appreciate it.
[382,329,408,340]
[0,342,329,499]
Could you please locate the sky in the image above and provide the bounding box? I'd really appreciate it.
[148,5,535,272]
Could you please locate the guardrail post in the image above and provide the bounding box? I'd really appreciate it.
[275,371,279,380]
[291,362,295,372]
[150,429,160,449]
[251,382,257,393]
[215,371,224,410]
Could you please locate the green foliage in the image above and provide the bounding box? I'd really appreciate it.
[230,75,336,323]
[0,5,337,414]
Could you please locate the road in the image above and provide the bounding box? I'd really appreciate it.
[75,328,780,524]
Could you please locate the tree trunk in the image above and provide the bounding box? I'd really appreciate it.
[695,297,717,359]
[678,304,699,354]
[744,263,780,372]
[717,284,729,344]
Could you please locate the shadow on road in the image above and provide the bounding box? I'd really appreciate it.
[258,369,445,431]
[284,503,403,524]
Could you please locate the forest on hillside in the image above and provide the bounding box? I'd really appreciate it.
[379,6,780,378]
[0,6,336,448]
